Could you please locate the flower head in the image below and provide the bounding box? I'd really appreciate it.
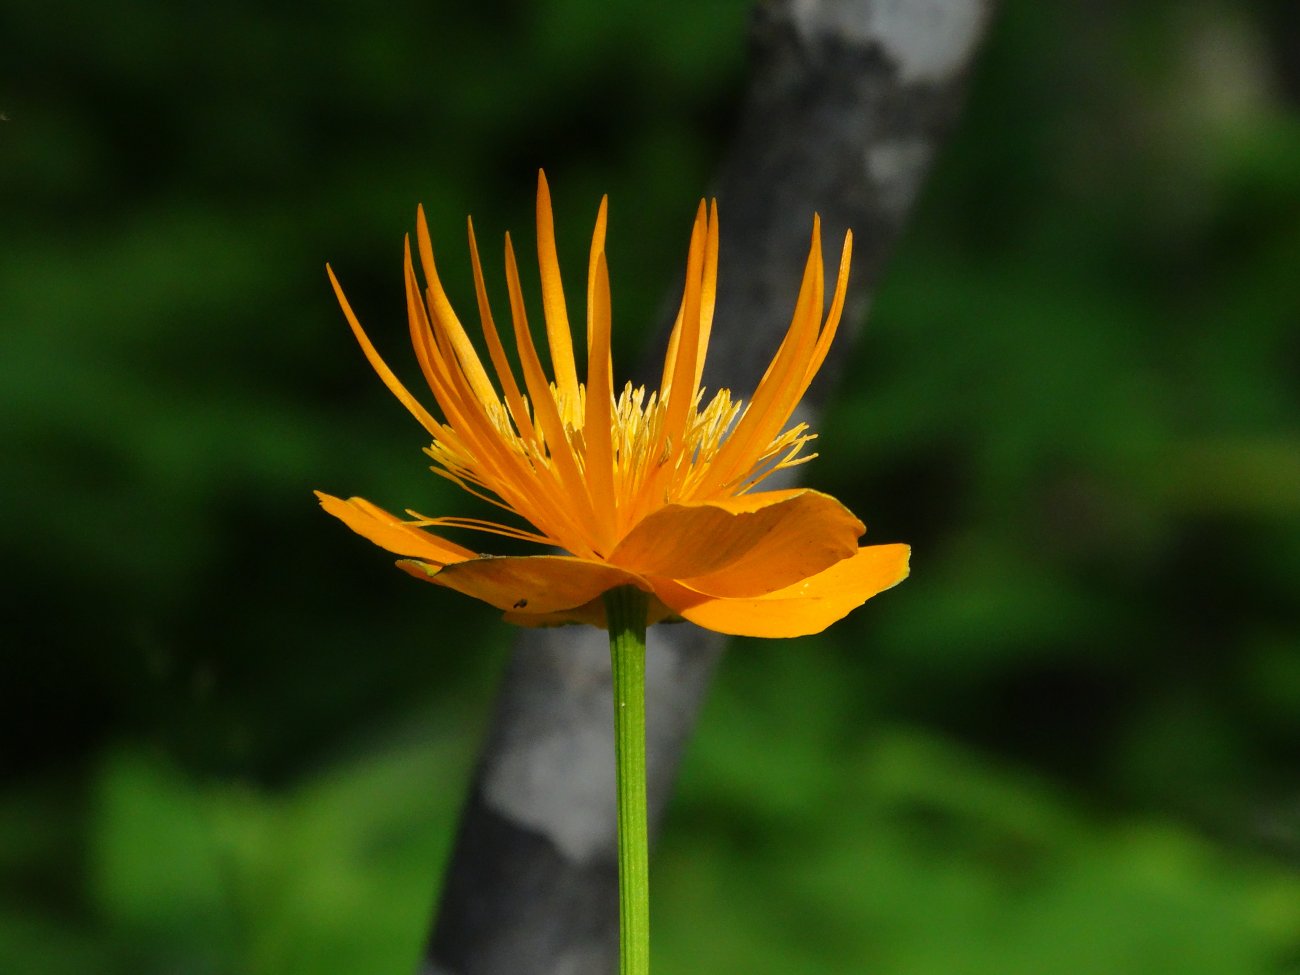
[316,173,908,636]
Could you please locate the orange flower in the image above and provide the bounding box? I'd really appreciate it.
[316,173,908,636]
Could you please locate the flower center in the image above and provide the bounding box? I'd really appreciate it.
[419,380,817,558]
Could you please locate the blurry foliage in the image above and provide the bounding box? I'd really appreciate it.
[3,0,1299,972]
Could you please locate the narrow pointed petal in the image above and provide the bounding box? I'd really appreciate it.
[798,229,853,397]
[316,491,474,564]
[502,232,601,551]
[535,171,581,406]
[663,201,708,415]
[585,196,609,352]
[327,265,442,438]
[630,201,709,526]
[398,221,593,555]
[658,202,707,400]
[658,303,685,399]
[467,216,537,444]
[693,199,720,392]
[403,251,544,524]
[397,554,649,614]
[412,209,500,409]
[652,543,911,637]
[384,239,533,520]
[403,236,451,400]
[608,488,863,596]
[584,227,617,550]
[698,218,825,494]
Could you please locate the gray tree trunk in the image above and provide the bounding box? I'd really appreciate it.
[424,2,996,972]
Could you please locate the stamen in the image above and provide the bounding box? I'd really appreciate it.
[405,511,552,545]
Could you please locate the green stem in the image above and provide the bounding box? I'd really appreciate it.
[604,585,650,975]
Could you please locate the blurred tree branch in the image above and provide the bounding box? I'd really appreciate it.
[424,2,996,973]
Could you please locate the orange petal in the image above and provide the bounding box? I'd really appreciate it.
[693,199,720,393]
[500,598,607,628]
[797,229,852,399]
[501,591,678,629]
[608,488,864,596]
[397,554,650,614]
[663,200,708,431]
[467,216,537,444]
[316,491,474,565]
[652,543,910,637]
[415,212,500,409]
[326,265,443,438]
[535,171,581,407]
[698,218,825,495]
[503,230,600,552]
[584,244,618,550]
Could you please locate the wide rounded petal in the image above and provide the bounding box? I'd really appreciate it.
[608,489,864,597]
[501,591,679,629]
[652,543,910,637]
[397,554,650,615]
[317,491,474,565]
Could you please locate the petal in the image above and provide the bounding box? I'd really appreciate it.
[501,591,678,629]
[503,231,601,555]
[662,200,709,436]
[584,246,618,550]
[467,216,536,444]
[608,489,864,597]
[697,218,826,496]
[326,266,443,439]
[693,199,720,393]
[535,170,581,407]
[652,543,910,638]
[502,599,608,628]
[397,554,650,615]
[797,229,852,399]
[316,491,474,565]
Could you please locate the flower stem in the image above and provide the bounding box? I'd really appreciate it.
[604,585,651,975]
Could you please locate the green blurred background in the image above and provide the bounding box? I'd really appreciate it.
[4,0,1300,971]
